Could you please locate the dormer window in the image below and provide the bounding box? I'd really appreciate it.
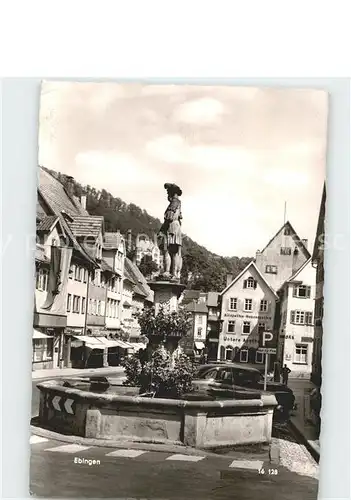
[243,277,257,289]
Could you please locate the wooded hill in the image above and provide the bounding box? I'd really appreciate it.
[42,167,252,292]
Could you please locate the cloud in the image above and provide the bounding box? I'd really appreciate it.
[263,168,310,188]
[146,134,257,175]
[173,97,224,125]
[75,150,157,187]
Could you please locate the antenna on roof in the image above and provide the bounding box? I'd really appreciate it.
[283,201,287,226]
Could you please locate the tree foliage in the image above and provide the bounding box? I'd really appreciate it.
[137,306,192,341]
[122,346,196,398]
[138,254,158,278]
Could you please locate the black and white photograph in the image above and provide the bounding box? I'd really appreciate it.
[30,81,327,499]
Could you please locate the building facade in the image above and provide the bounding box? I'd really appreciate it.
[277,258,316,378]
[255,221,311,292]
[218,261,278,366]
[311,184,326,387]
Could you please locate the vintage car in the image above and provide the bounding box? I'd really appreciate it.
[189,363,295,417]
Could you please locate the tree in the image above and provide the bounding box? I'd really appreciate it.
[138,254,158,278]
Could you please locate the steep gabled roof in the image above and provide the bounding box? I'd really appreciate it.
[124,258,154,302]
[220,260,279,299]
[69,216,104,238]
[38,167,89,218]
[185,301,208,313]
[181,290,201,304]
[207,291,219,307]
[100,258,114,273]
[104,232,123,250]
[287,257,312,283]
[312,182,326,261]
[260,220,311,257]
[58,214,98,268]
[36,215,59,232]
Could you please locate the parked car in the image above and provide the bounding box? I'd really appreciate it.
[190,363,295,418]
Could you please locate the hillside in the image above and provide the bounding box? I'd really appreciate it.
[42,167,253,292]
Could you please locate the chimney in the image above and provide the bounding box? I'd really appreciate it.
[301,239,308,250]
[80,194,87,210]
[226,273,233,288]
[66,176,75,198]
[127,229,132,253]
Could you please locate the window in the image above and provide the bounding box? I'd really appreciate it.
[227,321,235,333]
[260,300,268,312]
[197,327,202,337]
[106,299,110,317]
[244,299,253,312]
[265,265,278,274]
[67,294,72,312]
[255,351,264,363]
[36,268,49,291]
[284,227,290,236]
[32,337,53,363]
[280,247,292,255]
[198,315,204,325]
[244,277,256,289]
[83,269,87,283]
[88,299,92,315]
[94,270,101,286]
[69,264,75,279]
[240,349,248,362]
[229,297,237,310]
[203,369,217,380]
[73,295,80,313]
[295,344,308,364]
[242,321,251,334]
[225,348,233,362]
[97,300,101,316]
[258,322,265,335]
[293,285,311,298]
[81,297,86,314]
[75,266,81,281]
[290,310,313,325]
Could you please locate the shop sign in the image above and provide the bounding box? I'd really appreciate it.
[301,337,313,343]
[224,313,271,321]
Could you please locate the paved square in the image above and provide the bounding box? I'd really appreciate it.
[106,449,147,458]
[165,454,205,462]
[45,444,92,453]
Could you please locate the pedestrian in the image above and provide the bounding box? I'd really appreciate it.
[281,364,291,385]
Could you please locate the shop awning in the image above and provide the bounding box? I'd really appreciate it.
[33,329,52,339]
[72,336,104,349]
[130,342,146,351]
[194,341,205,350]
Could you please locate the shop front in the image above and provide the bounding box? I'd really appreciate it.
[32,313,67,371]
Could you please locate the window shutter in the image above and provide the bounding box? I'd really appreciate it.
[243,280,247,289]
[307,287,311,298]
[227,298,231,310]
[267,300,271,312]
[292,287,297,297]
[253,280,257,289]
[290,311,295,323]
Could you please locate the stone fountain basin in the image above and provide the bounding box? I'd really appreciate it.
[36,379,277,449]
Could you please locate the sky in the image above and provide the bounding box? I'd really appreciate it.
[39,81,328,257]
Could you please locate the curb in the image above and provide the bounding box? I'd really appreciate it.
[289,421,320,464]
[30,423,273,462]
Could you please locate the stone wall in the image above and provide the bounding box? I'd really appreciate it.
[37,380,277,448]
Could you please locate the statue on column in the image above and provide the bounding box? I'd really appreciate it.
[157,183,183,281]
